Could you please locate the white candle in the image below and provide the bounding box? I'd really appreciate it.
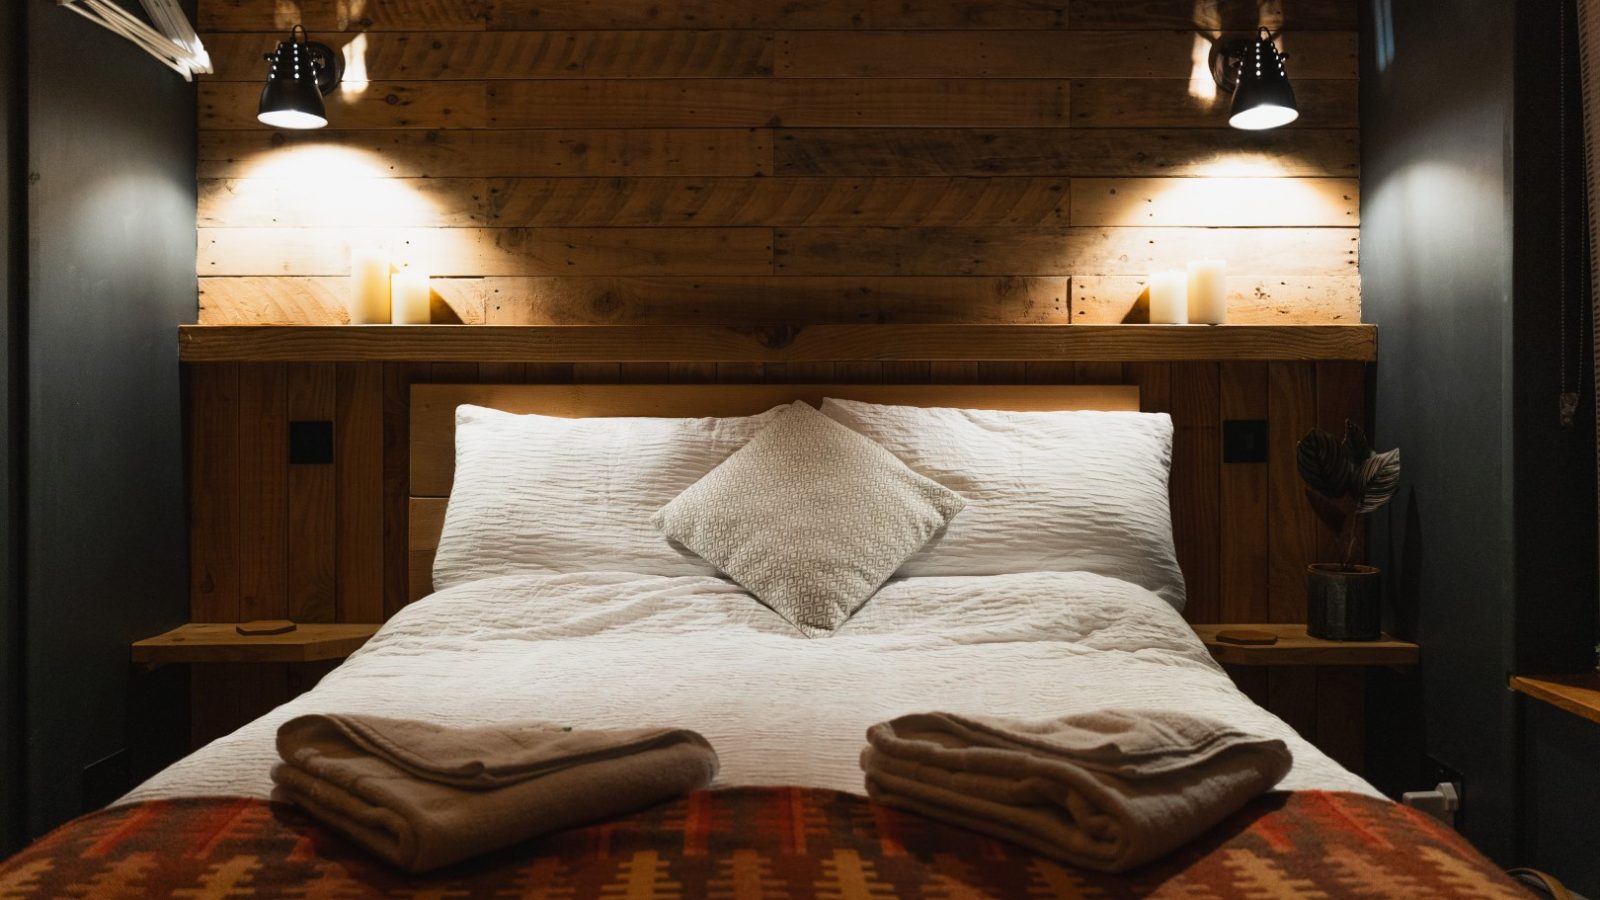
[391,269,431,325]
[1148,271,1188,324]
[349,247,391,324]
[1187,259,1228,325]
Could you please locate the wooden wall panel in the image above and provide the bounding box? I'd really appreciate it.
[1067,0,1358,31]
[1071,276,1361,325]
[199,129,775,178]
[335,363,385,622]
[1267,361,1323,623]
[195,1,1358,326]
[775,31,1353,79]
[1218,362,1270,623]
[773,129,1359,177]
[1169,363,1221,623]
[286,364,337,622]
[1070,79,1358,129]
[772,227,1355,277]
[201,177,1078,228]
[204,31,777,80]
[235,364,288,621]
[189,363,239,622]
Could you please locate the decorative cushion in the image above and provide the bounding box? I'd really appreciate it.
[651,403,965,636]
[820,398,1185,610]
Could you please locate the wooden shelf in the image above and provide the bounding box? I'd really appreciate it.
[1510,673,1600,725]
[132,623,380,664]
[178,324,1377,364]
[1193,624,1419,667]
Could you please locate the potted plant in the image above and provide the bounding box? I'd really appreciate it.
[1295,422,1401,640]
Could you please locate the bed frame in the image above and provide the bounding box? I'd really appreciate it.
[406,383,1140,601]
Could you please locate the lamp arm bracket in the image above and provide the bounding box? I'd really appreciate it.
[56,0,212,80]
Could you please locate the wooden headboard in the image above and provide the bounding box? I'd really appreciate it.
[407,383,1140,600]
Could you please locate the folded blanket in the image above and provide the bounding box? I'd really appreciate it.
[860,709,1291,873]
[272,714,719,873]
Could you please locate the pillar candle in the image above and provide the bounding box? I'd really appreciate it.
[1187,259,1228,325]
[1148,271,1188,324]
[391,269,432,325]
[349,247,391,324]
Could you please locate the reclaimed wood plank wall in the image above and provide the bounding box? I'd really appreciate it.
[194,0,1360,325]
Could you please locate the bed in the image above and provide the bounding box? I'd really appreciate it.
[0,384,1524,898]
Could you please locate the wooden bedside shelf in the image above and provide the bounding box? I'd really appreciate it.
[1510,673,1600,725]
[1193,624,1419,667]
[177,324,1378,364]
[132,623,380,664]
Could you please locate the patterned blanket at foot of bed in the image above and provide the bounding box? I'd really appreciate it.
[0,786,1528,898]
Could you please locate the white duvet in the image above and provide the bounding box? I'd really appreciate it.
[124,570,1378,803]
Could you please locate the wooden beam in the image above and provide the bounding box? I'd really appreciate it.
[133,623,380,664]
[1510,674,1600,726]
[178,324,1377,363]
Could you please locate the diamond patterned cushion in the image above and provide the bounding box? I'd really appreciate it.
[652,403,965,636]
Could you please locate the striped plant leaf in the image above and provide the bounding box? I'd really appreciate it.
[1296,428,1351,501]
[1355,448,1401,514]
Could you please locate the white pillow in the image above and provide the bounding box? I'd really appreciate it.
[433,403,789,590]
[819,398,1185,609]
[652,403,965,637]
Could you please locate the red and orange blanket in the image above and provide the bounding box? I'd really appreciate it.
[0,787,1527,898]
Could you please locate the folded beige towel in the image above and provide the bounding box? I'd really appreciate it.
[272,714,718,873]
[861,709,1291,873]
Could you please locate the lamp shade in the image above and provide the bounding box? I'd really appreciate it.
[1228,32,1299,130]
[257,27,340,129]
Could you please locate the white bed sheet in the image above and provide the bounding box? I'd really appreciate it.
[123,570,1378,803]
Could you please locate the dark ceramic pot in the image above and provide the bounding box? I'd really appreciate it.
[1306,564,1382,641]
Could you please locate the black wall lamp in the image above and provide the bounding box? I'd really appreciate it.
[1210,27,1299,131]
[257,25,342,129]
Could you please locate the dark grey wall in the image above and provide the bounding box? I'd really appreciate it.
[1360,0,1519,863]
[1363,0,1600,881]
[1520,703,1600,891]
[1510,1,1600,890]
[21,1,195,836]
[0,0,24,857]
[1509,0,1598,681]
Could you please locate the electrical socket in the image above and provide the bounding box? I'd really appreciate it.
[1422,755,1465,807]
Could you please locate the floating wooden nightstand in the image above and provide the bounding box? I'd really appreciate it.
[1192,624,1419,667]
[132,622,380,665]
[1510,673,1600,725]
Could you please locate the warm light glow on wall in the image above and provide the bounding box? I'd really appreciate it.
[1186,0,1285,35]
[1081,176,1354,227]
[268,0,367,31]
[1187,154,1293,178]
[225,145,439,227]
[341,33,370,96]
[1189,33,1219,103]
[208,143,478,281]
[270,0,300,29]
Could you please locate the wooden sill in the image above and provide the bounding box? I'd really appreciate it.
[177,324,1377,363]
[1510,673,1600,726]
[132,623,380,664]
[1192,624,1419,667]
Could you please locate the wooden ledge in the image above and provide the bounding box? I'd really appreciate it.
[1193,624,1419,667]
[178,324,1377,363]
[1511,673,1600,726]
[132,623,380,664]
